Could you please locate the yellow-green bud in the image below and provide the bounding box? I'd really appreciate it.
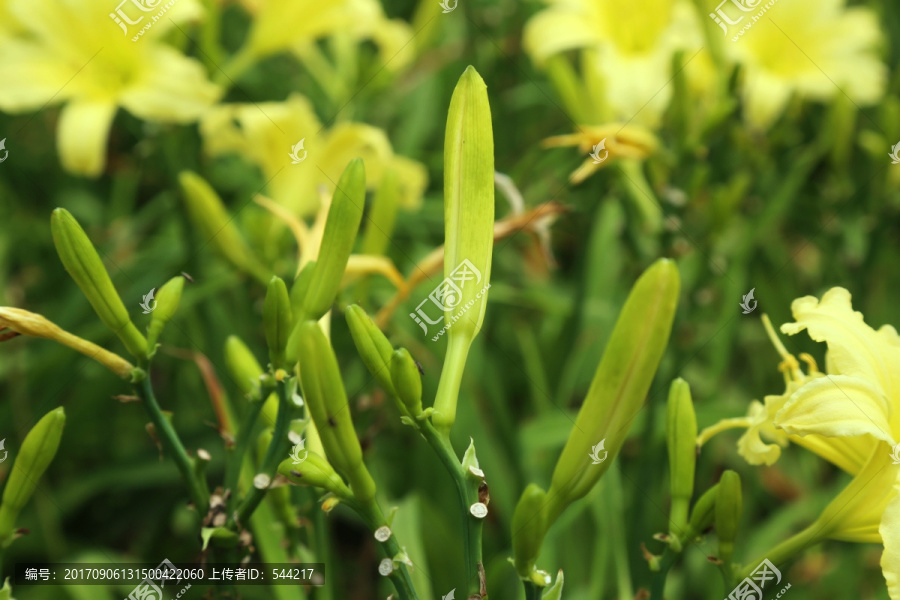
[302,159,365,321]
[715,470,742,563]
[277,452,353,499]
[344,304,395,395]
[290,260,317,317]
[264,276,293,368]
[687,483,719,538]
[224,335,264,399]
[50,208,147,359]
[432,66,496,435]
[512,483,547,579]
[390,349,423,417]
[178,171,270,283]
[546,259,679,524]
[0,408,66,544]
[296,320,376,502]
[147,276,185,347]
[667,377,697,538]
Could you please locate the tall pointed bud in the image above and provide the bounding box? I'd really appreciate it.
[512,483,548,580]
[545,259,679,525]
[301,158,365,322]
[264,276,293,368]
[390,349,423,417]
[666,377,697,540]
[0,408,66,544]
[344,304,395,396]
[147,276,185,347]
[224,335,264,400]
[715,470,742,564]
[432,66,495,435]
[178,171,270,283]
[50,208,147,359]
[295,320,376,502]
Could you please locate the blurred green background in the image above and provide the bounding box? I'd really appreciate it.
[1,0,900,598]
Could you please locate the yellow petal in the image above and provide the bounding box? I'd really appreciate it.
[57,100,118,177]
[881,476,900,600]
[775,375,896,447]
[524,7,600,65]
[0,40,76,111]
[789,432,874,476]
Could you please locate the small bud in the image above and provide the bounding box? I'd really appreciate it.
[0,308,134,379]
[224,335,264,399]
[390,348,423,417]
[715,470,742,564]
[512,483,547,579]
[0,408,66,543]
[374,526,392,542]
[264,276,293,368]
[296,320,376,502]
[469,502,488,519]
[322,497,341,512]
[178,171,270,283]
[666,378,697,539]
[147,276,185,347]
[687,483,719,538]
[50,208,147,358]
[277,452,353,499]
[302,158,365,321]
[345,304,395,396]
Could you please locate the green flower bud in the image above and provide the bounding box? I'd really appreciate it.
[390,349,422,417]
[147,276,185,347]
[361,168,400,257]
[666,377,697,539]
[290,260,317,317]
[224,335,264,399]
[178,171,270,283]
[546,259,680,524]
[277,452,353,499]
[432,66,496,435]
[50,209,147,359]
[344,304,395,396]
[264,276,293,368]
[715,470,742,564]
[687,483,719,538]
[512,483,547,579]
[302,159,365,321]
[296,320,376,502]
[0,407,66,544]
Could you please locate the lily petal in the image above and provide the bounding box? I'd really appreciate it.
[775,375,896,447]
[881,476,900,600]
[57,100,118,177]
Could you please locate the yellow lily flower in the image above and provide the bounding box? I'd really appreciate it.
[199,93,426,216]
[720,0,885,128]
[524,0,712,127]
[0,0,220,177]
[702,288,900,599]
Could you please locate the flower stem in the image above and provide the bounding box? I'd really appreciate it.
[356,502,419,600]
[135,373,209,515]
[223,398,265,513]
[738,522,822,581]
[232,378,294,528]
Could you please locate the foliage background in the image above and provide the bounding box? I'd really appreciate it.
[1,0,899,598]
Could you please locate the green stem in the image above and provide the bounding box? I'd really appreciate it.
[420,421,483,596]
[648,548,679,599]
[523,579,541,600]
[215,47,258,86]
[135,373,209,515]
[232,378,294,528]
[357,502,419,600]
[737,522,822,581]
[224,399,265,512]
[432,334,471,436]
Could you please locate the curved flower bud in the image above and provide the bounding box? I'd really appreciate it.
[667,377,697,538]
[296,320,376,502]
[433,66,495,434]
[546,259,680,524]
[224,335,264,400]
[687,483,719,539]
[715,470,742,564]
[50,208,147,359]
[147,276,185,347]
[0,308,134,379]
[264,276,293,368]
[512,483,548,579]
[390,348,422,417]
[345,304,395,396]
[0,407,66,544]
[178,171,270,283]
[277,452,353,499]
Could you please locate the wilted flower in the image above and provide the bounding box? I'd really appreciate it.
[200,94,426,216]
[0,0,220,176]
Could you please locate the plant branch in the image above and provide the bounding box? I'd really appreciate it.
[356,501,419,600]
